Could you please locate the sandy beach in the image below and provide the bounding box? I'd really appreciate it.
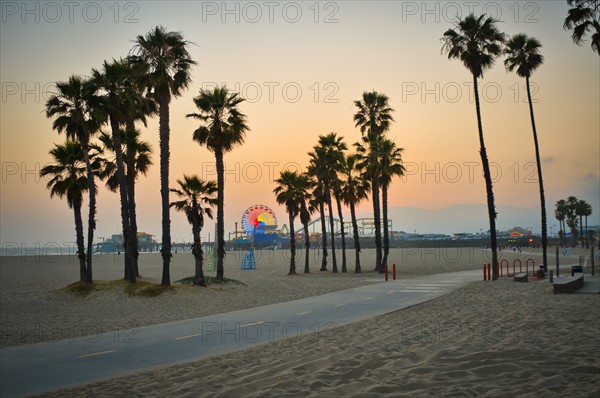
[2,247,599,397]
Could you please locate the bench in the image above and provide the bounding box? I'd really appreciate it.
[514,272,528,282]
[571,265,583,276]
[553,274,584,294]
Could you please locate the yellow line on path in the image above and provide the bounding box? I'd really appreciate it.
[175,333,203,340]
[241,321,264,327]
[296,311,312,316]
[77,350,116,358]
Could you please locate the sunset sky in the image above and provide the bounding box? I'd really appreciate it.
[1,1,598,247]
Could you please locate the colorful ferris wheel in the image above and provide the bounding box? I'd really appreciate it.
[241,204,278,237]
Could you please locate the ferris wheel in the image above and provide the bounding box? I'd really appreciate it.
[241,204,278,237]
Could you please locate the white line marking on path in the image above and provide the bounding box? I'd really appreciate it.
[241,322,264,327]
[296,311,312,316]
[77,350,116,358]
[335,303,347,307]
[364,297,374,301]
[175,333,203,340]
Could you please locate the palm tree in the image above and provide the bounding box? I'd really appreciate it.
[308,133,347,273]
[274,170,304,275]
[576,199,590,247]
[442,14,506,279]
[298,172,313,273]
[332,174,348,273]
[340,154,370,273]
[187,86,249,281]
[566,196,580,246]
[131,26,196,286]
[353,91,395,273]
[309,183,329,271]
[40,141,94,281]
[379,138,405,269]
[582,202,593,248]
[564,0,600,54]
[504,33,548,269]
[555,199,568,245]
[45,75,101,283]
[91,59,149,283]
[170,175,217,286]
[98,129,152,276]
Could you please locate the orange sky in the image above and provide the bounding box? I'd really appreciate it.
[1,1,598,246]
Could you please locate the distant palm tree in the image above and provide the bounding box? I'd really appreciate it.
[40,141,95,281]
[379,138,405,269]
[504,33,548,269]
[340,154,370,273]
[564,0,600,54]
[353,91,395,273]
[274,170,304,275]
[187,86,249,281]
[555,199,568,245]
[98,129,152,276]
[170,175,217,286]
[308,133,347,273]
[576,199,590,247]
[567,196,580,246]
[583,202,593,248]
[46,76,101,283]
[131,26,196,286]
[442,14,506,279]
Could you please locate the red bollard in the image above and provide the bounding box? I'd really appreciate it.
[526,259,535,276]
[499,261,503,277]
[385,264,388,281]
[393,264,396,280]
[487,263,492,281]
[483,264,487,281]
[501,259,509,277]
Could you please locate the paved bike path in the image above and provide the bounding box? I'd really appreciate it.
[0,270,481,397]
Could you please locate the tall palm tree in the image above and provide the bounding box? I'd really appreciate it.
[332,174,348,273]
[187,86,249,281]
[40,141,95,281]
[170,175,217,286]
[379,138,405,269]
[555,199,568,245]
[98,129,152,276]
[442,14,506,279]
[504,33,548,269]
[353,91,395,273]
[340,154,370,273]
[45,75,101,283]
[274,170,303,275]
[583,201,593,247]
[91,59,149,283]
[564,0,600,54]
[131,26,196,286]
[308,133,347,273]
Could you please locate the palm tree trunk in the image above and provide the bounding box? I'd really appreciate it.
[473,74,499,280]
[288,212,296,275]
[303,220,310,273]
[109,117,135,283]
[579,215,584,248]
[191,203,206,286]
[159,98,172,286]
[319,200,328,271]
[215,146,226,280]
[372,176,383,272]
[326,188,338,273]
[335,194,347,273]
[80,135,95,284]
[350,201,361,273]
[126,158,139,276]
[126,119,140,277]
[381,181,390,270]
[526,76,548,270]
[73,196,86,282]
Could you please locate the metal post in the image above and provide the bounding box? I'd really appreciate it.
[592,246,595,276]
[549,270,553,283]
